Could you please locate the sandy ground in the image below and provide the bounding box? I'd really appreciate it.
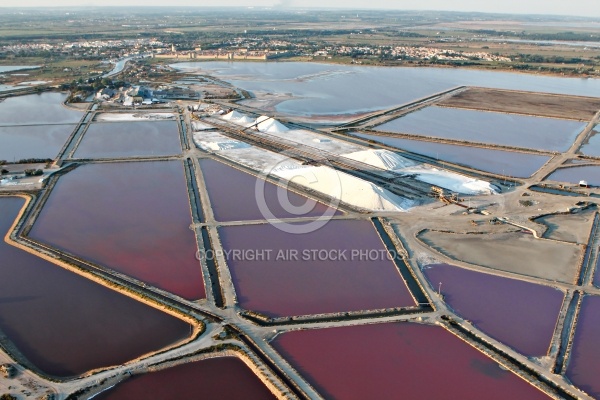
[535,210,596,244]
[439,88,600,121]
[419,230,582,283]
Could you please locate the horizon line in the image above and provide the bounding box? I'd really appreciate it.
[0,6,598,20]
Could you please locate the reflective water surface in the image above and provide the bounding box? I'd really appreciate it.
[220,220,415,317]
[200,158,339,221]
[0,93,82,125]
[374,106,584,152]
[0,196,191,377]
[566,295,600,398]
[29,161,205,300]
[546,165,600,186]
[174,62,600,117]
[350,132,550,177]
[423,263,564,356]
[95,356,276,399]
[273,323,550,399]
[74,121,182,159]
[0,124,76,161]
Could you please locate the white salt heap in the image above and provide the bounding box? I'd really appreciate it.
[344,149,416,170]
[271,164,413,211]
[211,113,497,199]
[341,149,496,195]
[399,166,497,195]
[221,111,256,127]
[254,116,289,133]
[193,130,411,212]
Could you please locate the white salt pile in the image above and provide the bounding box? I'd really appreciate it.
[342,149,496,195]
[221,111,256,126]
[222,110,245,121]
[221,112,290,133]
[271,164,412,212]
[400,166,497,195]
[343,149,416,170]
[254,116,289,133]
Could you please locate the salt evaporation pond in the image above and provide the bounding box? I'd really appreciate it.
[349,133,549,178]
[595,255,600,287]
[0,84,16,92]
[423,264,563,356]
[219,220,415,317]
[0,124,75,161]
[579,126,600,157]
[546,165,600,186]
[0,65,39,73]
[95,356,276,399]
[273,323,550,399]
[374,106,585,152]
[566,296,600,398]
[173,61,600,117]
[29,161,204,300]
[0,197,191,377]
[199,158,339,221]
[0,92,82,125]
[73,121,182,159]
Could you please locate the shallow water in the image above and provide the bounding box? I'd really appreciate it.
[349,133,549,177]
[0,93,82,125]
[102,57,133,78]
[29,161,205,300]
[0,84,16,92]
[73,121,182,159]
[566,295,600,398]
[579,126,600,157]
[0,197,191,377]
[374,106,584,152]
[219,220,415,317]
[0,124,75,161]
[423,263,563,356]
[95,356,276,399]
[199,158,339,221]
[273,323,550,399]
[595,255,600,287]
[546,165,600,186]
[174,62,600,117]
[0,66,39,73]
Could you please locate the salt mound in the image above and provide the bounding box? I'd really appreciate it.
[271,164,412,211]
[402,167,497,195]
[238,115,256,125]
[222,111,257,127]
[222,110,245,121]
[343,149,415,170]
[255,116,289,134]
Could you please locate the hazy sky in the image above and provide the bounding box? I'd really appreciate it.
[2,0,600,18]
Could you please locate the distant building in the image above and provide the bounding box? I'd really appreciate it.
[154,88,199,99]
[96,88,116,100]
